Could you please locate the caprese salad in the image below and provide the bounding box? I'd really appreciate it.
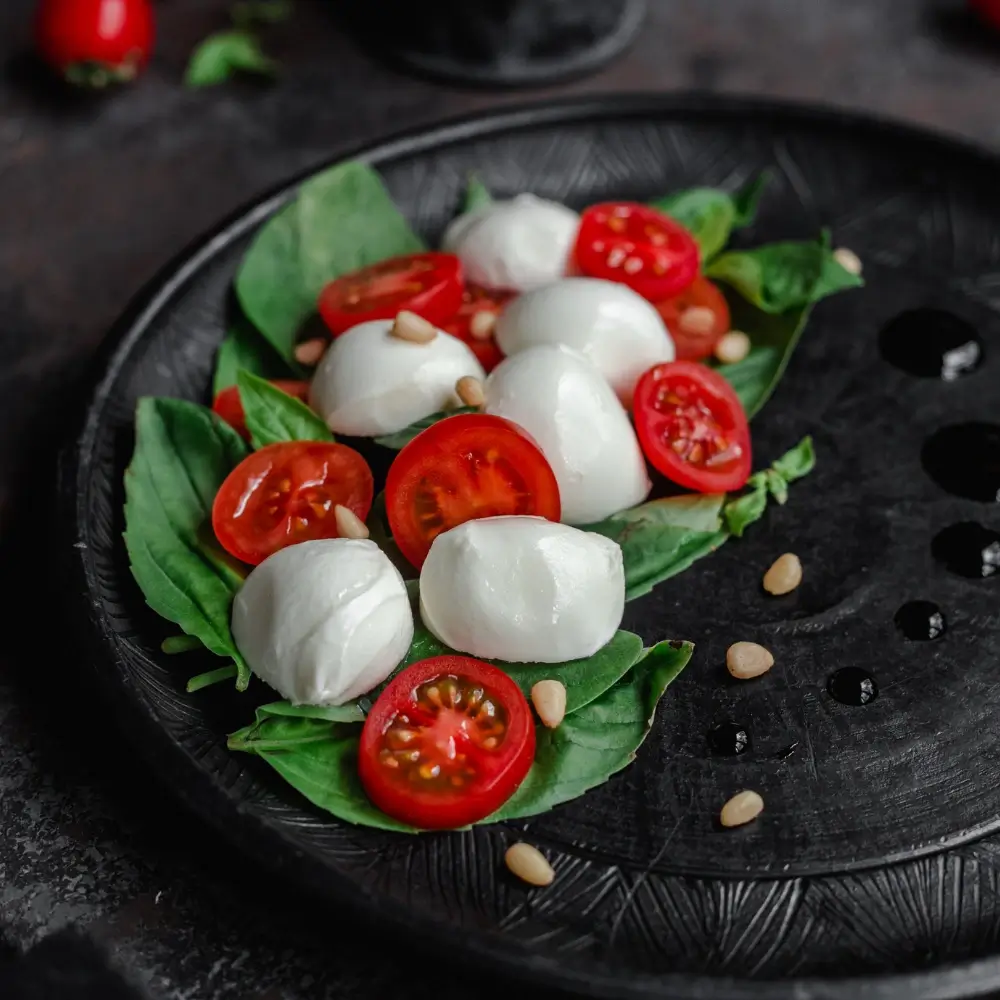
[124,161,860,833]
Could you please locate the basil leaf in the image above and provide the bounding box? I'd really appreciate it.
[365,492,416,579]
[187,664,240,692]
[722,473,768,537]
[731,171,771,226]
[236,370,331,448]
[255,701,366,725]
[162,635,204,654]
[185,30,275,88]
[772,435,816,482]
[373,407,478,450]
[723,438,815,536]
[463,175,493,213]
[231,0,293,26]
[236,162,424,363]
[706,237,862,314]
[490,640,693,821]
[124,398,252,689]
[214,317,298,395]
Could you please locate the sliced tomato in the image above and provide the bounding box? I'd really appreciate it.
[440,284,513,372]
[574,202,699,300]
[633,361,751,493]
[385,413,560,569]
[212,441,374,565]
[318,252,463,336]
[653,277,731,361]
[212,380,311,441]
[359,656,536,829]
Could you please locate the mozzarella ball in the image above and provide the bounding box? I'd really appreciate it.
[494,277,675,404]
[309,319,485,437]
[419,516,624,663]
[484,345,652,524]
[442,194,580,292]
[232,539,413,705]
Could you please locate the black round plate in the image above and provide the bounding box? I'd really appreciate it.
[67,96,1000,999]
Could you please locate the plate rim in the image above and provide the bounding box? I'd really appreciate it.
[64,92,1000,1000]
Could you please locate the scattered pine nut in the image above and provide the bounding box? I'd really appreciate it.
[678,306,716,337]
[334,504,370,540]
[714,330,751,364]
[763,553,803,595]
[726,641,774,680]
[294,338,328,366]
[390,310,437,344]
[720,790,764,828]
[455,375,485,409]
[469,310,497,340]
[531,679,567,729]
[504,842,555,886]
[833,247,863,276]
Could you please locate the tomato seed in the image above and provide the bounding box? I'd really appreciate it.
[714,330,751,364]
[763,553,803,595]
[720,790,764,828]
[505,843,555,887]
[531,680,567,729]
[294,338,328,366]
[469,311,497,340]
[391,310,437,343]
[456,376,485,408]
[833,247,862,276]
[726,642,775,680]
[334,504,369,540]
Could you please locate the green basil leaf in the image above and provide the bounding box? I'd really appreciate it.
[365,492,416,580]
[213,317,298,395]
[722,472,768,537]
[187,664,240,692]
[765,469,789,505]
[722,438,815,536]
[236,162,424,363]
[463,175,493,213]
[185,30,275,88]
[125,398,252,689]
[256,700,366,725]
[162,635,204,654]
[731,171,771,227]
[771,435,816,483]
[373,407,478,450]
[236,370,332,448]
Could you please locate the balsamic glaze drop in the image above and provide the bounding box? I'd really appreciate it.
[932,522,1000,578]
[827,667,878,706]
[879,309,983,380]
[708,721,751,756]
[922,423,1000,502]
[894,600,946,640]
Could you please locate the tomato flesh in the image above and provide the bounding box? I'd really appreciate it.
[633,361,751,493]
[653,277,731,361]
[359,656,536,829]
[212,441,374,565]
[212,380,310,441]
[440,283,513,372]
[385,413,561,569]
[574,202,699,300]
[318,252,464,336]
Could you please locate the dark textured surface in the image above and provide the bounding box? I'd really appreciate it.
[7,1,1000,999]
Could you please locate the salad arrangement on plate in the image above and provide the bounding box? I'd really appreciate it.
[124,161,861,835]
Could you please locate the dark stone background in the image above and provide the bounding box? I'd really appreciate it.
[3,1,1000,997]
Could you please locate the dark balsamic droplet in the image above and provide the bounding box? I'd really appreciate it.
[708,721,751,756]
[894,600,946,641]
[932,522,1000,579]
[879,309,983,380]
[827,667,878,706]
[922,423,1000,502]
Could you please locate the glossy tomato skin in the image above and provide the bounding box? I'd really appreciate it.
[359,656,536,829]
[36,0,155,82]
[385,413,561,570]
[440,284,513,372]
[574,202,699,300]
[212,441,374,565]
[212,380,310,441]
[633,361,752,494]
[318,253,464,336]
[653,277,731,361]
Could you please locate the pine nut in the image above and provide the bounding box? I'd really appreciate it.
[469,310,497,340]
[678,306,716,337]
[504,843,555,886]
[726,641,774,680]
[455,375,485,409]
[763,553,802,595]
[714,330,751,364]
[334,504,369,540]
[833,247,862,276]
[390,310,437,344]
[531,679,567,729]
[293,338,328,366]
[720,790,764,828]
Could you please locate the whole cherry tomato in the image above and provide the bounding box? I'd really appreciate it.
[36,0,155,87]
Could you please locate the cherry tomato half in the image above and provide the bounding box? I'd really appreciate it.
[359,656,536,829]
[385,413,561,570]
[574,202,699,300]
[440,284,514,372]
[653,277,731,361]
[212,441,374,565]
[36,0,155,86]
[212,380,311,441]
[633,361,751,494]
[318,253,464,336]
